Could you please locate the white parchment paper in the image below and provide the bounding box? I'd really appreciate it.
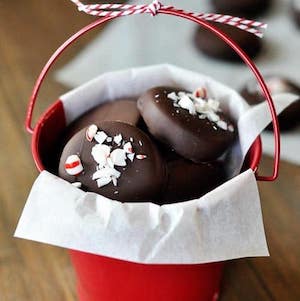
[15,169,267,264]
[55,0,300,164]
[15,65,298,264]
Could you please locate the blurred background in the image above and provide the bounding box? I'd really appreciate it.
[0,0,300,300]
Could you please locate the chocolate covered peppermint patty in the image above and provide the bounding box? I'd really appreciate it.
[59,121,165,201]
[194,23,262,63]
[137,86,236,163]
[162,155,226,204]
[63,98,141,141]
[293,0,300,27]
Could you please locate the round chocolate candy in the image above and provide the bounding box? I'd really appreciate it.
[137,86,236,163]
[162,156,226,204]
[211,0,271,17]
[59,121,166,202]
[240,76,300,131]
[293,0,300,27]
[194,23,262,63]
[63,98,141,142]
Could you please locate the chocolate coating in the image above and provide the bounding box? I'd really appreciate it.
[293,0,300,27]
[211,0,271,17]
[162,156,226,204]
[240,76,300,131]
[137,87,236,163]
[194,23,262,62]
[64,98,141,141]
[59,121,166,202]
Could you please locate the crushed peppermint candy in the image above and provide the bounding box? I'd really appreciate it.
[65,155,84,176]
[94,131,108,144]
[167,91,178,102]
[178,95,196,115]
[110,149,127,166]
[113,134,123,145]
[123,142,134,153]
[194,87,207,99]
[217,120,228,131]
[87,125,147,189]
[71,182,82,188]
[167,88,234,132]
[96,177,111,188]
[228,124,234,132]
[91,144,111,167]
[127,153,135,161]
[86,124,98,142]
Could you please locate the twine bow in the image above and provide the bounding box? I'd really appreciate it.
[69,0,267,38]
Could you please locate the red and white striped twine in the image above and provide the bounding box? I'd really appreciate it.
[69,0,267,38]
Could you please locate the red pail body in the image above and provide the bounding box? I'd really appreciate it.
[70,250,223,301]
[30,98,262,301]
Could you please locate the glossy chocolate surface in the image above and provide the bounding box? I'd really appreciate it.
[194,23,262,62]
[137,86,236,162]
[64,98,141,141]
[162,155,226,204]
[59,121,166,202]
[293,0,300,27]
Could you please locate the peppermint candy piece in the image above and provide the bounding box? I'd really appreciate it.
[217,120,228,131]
[113,134,123,145]
[193,87,207,99]
[91,144,111,167]
[94,131,108,144]
[123,142,134,153]
[112,177,118,187]
[86,124,98,142]
[110,148,127,166]
[127,153,135,161]
[167,92,179,102]
[207,111,220,123]
[207,99,220,111]
[96,177,111,188]
[92,166,121,180]
[137,86,236,162]
[178,95,196,115]
[65,155,84,176]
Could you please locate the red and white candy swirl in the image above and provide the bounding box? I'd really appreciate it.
[65,154,84,176]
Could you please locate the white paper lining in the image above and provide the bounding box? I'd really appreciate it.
[15,169,268,264]
[15,65,298,264]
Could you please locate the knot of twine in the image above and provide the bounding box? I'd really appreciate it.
[69,0,267,38]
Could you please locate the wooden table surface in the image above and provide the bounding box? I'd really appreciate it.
[0,1,299,300]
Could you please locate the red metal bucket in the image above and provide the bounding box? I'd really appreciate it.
[25,7,280,301]
[70,250,224,301]
[29,96,263,301]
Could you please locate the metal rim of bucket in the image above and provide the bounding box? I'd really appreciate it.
[25,7,279,181]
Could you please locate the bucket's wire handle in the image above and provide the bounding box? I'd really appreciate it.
[25,8,280,181]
